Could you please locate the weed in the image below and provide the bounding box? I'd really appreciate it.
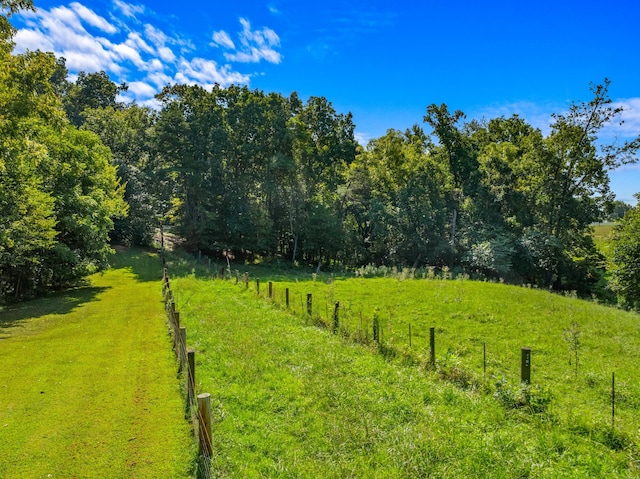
[437,351,479,390]
[563,321,582,378]
[494,378,553,413]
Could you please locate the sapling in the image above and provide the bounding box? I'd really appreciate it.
[563,321,581,379]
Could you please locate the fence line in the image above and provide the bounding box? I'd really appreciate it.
[159,236,624,469]
[160,235,213,478]
[242,274,623,430]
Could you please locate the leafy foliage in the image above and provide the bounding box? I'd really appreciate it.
[1,2,638,303]
[0,9,126,302]
[609,195,640,309]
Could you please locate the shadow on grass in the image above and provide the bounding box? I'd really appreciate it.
[0,285,109,337]
[162,248,346,284]
[108,245,165,283]
[0,246,165,338]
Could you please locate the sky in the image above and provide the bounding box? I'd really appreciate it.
[9,0,640,204]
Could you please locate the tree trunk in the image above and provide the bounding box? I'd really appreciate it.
[449,207,457,247]
[291,233,298,263]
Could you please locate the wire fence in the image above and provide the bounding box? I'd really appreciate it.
[159,234,628,472]
[160,230,213,479]
[240,279,624,434]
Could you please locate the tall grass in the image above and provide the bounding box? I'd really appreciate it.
[169,252,640,478]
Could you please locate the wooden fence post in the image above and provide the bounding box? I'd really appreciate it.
[612,372,615,428]
[268,281,273,299]
[198,393,213,457]
[483,342,486,381]
[187,349,196,406]
[256,279,260,295]
[307,293,313,316]
[179,327,187,371]
[429,327,436,368]
[373,315,379,343]
[172,311,180,356]
[333,301,340,333]
[521,347,531,384]
[286,288,290,308]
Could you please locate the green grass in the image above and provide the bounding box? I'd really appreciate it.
[273,275,640,431]
[0,248,195,479]
[593,223,615,257]
[167,253,640,478]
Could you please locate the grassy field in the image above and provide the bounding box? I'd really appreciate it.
[592,222,616,257]
[168,253,640,478]
[274,276,640,430]
[0,248,195,478]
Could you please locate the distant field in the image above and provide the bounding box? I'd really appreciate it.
[592,222,615,256]
[0,249,195,479]
[169,252,640,478]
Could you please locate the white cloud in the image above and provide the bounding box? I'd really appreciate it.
[113,0,145,19]
[610,98,640,137]
[45,5,86,33]
[354,131,371,146]
[221,17,282,64]
[144,58,166,72]
[13,28,54,52]
[157,46,176,63]
[108,39,145,67]
[175,57,250,88]
[13,2,275,105]
[70,2,117,34]
[148,71,173,88]
[127,80,157,98]
[144,23,169,48]
[126,31,154,55]
[212,30,235,49]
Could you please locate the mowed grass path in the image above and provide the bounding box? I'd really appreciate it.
[0,249,194,478]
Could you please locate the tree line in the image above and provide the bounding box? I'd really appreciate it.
[1,0,639,307]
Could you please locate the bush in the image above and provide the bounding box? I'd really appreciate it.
[609,195,640,310]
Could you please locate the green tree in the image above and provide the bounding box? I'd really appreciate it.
[529,80,638,288]
[424,104,478,258]
[607,200,632,221]
[0,0,33,45]
[347,127,450,267]
[64,70,128,127]
[154,84,226,250]
[82,105,157,245]
[609,194,640,309]
[289,96,357,264]
[39,126,127,289]
[1,8,126,301]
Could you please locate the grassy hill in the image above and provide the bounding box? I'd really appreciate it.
[592,222,616,258]
[168,254,640,478]
[0,248,195,478]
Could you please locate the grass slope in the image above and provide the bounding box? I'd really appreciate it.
[0,248,195,479]
[169,254,640,478]
[275,276,640,436]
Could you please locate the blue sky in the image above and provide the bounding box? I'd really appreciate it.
[10,0,640,204]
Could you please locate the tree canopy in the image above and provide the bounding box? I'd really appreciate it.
[0,3,126,301]
[2,1,639,306]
